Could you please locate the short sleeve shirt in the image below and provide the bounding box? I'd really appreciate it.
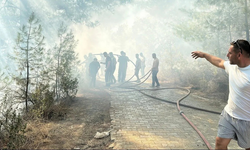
[105,56,112,71]
[224,61,250,121]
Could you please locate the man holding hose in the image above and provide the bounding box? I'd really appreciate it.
[151,53,160,87]
[191,39,250,150]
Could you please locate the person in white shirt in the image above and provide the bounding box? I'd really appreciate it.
[140,52,146,76]
[134,53,141,82]
[151,53,160,87]
[191,39,250,150]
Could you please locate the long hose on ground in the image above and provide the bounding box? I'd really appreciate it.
[176,88,213,150]
[118,79,217,150]
[118,70,152,87]
[95,53,215,149]
[139,88,220,115]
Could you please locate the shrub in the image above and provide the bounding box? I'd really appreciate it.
[0,109,26,149]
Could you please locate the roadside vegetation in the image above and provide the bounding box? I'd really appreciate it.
[0,13,79,149]
[1,0,249,149]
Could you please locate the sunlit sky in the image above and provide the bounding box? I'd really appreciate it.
[71,1,194,61]
[0,0,198,72]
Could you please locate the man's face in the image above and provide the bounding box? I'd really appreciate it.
[227,45,239,64]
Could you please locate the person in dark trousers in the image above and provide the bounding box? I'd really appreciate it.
[118,51,129,82]
[103,52,112,87]
[100,53,105,76]
[151,53,160,87]
[89,58,100,87]
[135,53,141,83]
[109,52,117,84]
[191,39,250,150]
[140,52,146,76]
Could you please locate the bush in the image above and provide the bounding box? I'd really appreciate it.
[29,84,55,119]
[60,76,78,98]
[0,109,26,149]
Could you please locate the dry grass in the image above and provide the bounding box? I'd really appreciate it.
[24,119,87,149]
[20,89,112,149]
[24,120,55,148]
[22,100,72,149]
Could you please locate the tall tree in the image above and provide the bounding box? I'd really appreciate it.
[12,12,45,112]
[174,0,250,58]
[51,23,79,100]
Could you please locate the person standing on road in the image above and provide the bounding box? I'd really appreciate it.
[140,52,146,77]
[118,51,129,83]
[100,53,105,76]
[103,52,112,87]
[134,53,141,82]
[151,53,160,87]
[89,58,100,87]
[109,52,117,84]
[191,39,250,150]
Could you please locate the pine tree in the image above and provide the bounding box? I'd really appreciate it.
[12,12,45,112]
[51,23,79,101]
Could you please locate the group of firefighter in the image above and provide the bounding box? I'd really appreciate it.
[86,51,160,87]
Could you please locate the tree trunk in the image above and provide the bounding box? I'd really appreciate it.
[245,0,249,41]
[25,22,32,112]
[56,51,60,101]
[56,44,62,101]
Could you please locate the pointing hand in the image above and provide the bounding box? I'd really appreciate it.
[191,51,205,59]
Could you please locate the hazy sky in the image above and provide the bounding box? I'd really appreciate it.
[0,0,197,73]
[72,0,195,61]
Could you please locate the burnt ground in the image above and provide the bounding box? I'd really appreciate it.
[24,87,113,149]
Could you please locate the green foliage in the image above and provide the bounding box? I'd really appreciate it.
[29,84,55,119]
[60,76,78,98]
[8,14,80,120]
[0,71,11,91]
[0,73,26,149]
[175,0,250,57]
[12,12,46,112]
[170,0,248,93]
[0,109,26,149]
[51,23,79,100]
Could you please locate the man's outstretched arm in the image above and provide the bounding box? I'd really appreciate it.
[191,51,225,69]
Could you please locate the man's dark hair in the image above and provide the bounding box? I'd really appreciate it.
[109,52,113,57]
[231,40,250,55]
